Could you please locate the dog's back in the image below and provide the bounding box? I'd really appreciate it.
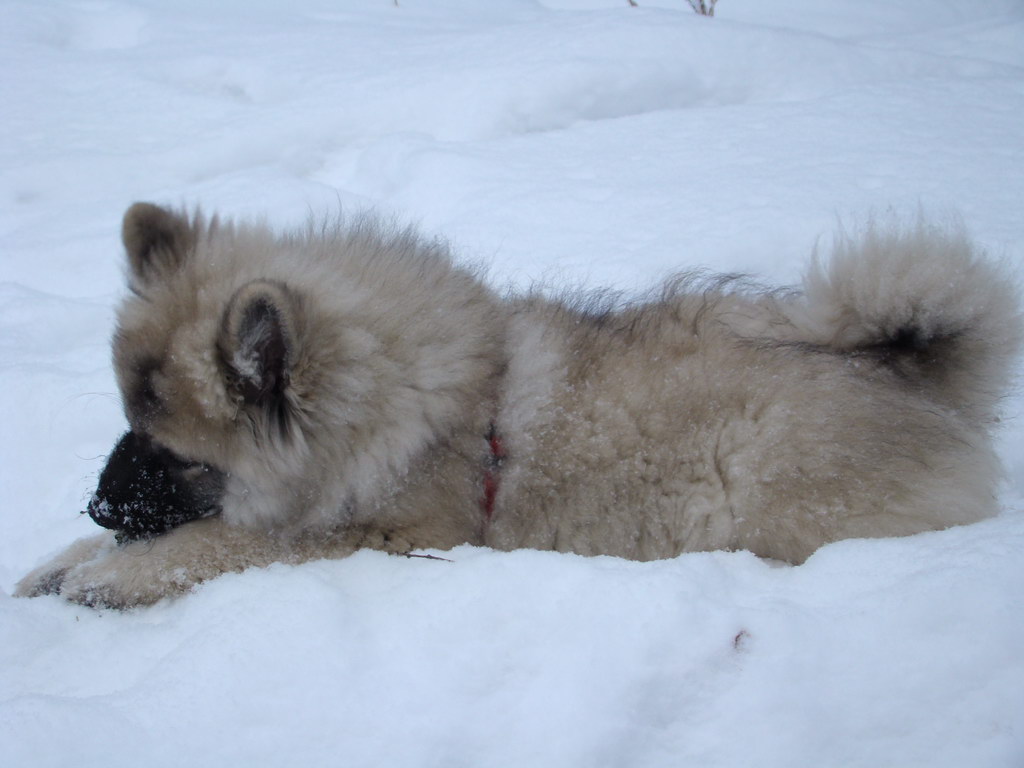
[488,222,1021,563]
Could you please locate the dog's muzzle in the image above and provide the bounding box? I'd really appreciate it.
[85,431,224,541]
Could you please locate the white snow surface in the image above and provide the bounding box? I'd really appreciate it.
[2,1,1024,765]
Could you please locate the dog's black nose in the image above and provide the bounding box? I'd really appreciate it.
[85,431,222,541]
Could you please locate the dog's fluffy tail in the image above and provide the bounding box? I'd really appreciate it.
[796,219,1021,422]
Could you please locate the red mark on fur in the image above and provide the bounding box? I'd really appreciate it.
[482,425,505,522]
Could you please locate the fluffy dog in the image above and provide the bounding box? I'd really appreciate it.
[16,204,1021,607]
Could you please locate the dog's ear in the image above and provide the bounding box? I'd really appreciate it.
[220,280,298,408]
[122,203,196,284]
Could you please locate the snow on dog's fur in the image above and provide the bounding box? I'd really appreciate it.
[16,204,1022,607]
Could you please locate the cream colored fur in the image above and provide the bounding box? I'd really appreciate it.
[16,207,1021,607]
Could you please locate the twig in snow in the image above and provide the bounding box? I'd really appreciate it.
[397,551,453,562]
[687,0,718,16]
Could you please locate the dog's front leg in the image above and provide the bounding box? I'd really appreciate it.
[14,532,116,600]
[15,516,330,609]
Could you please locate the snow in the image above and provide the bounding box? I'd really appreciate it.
[2,1,1023,765]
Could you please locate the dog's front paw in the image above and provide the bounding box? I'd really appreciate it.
[15,530,197,609]
[17,516,289,609]
[14,533,116,598]
[55,545,194,609]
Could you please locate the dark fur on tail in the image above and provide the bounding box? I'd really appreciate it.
[796,220,1022,423]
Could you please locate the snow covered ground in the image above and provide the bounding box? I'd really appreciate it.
[2,1,1023,765]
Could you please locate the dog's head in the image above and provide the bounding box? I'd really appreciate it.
[88,203,502,539]
[88,203,309,537]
